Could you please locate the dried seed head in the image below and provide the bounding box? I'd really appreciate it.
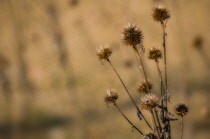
[143,132,158,139]
[97,45,112,61]
[152,6,170,23]
[123,23,144,47]
[148,47,162,61]
[139,94,159,110]
[175,104,189,117]
[104,89,119,105]
[193,36,203,49]
[137,80,153,94]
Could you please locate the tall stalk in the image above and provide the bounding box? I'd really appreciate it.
[161,22,171,138]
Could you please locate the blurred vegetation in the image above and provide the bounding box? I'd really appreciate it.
[0,0,210,138]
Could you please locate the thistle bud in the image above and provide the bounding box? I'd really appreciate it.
[137,80,153,94]
[104,89,119,105]
[123,23,144,47]
[97,45,112,61]
[152,6,170,23]
[143,132,158,139]
[139,94,159,110]
[148,47,162,61]
[175,104,189,117]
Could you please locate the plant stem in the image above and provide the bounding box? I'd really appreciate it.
[150,110,161,138]
[154,108,162,135]
[107,59,152,130]
[114,102,144,135]
[181,116,184,139]
[133,47,151,94]
[161,22,171,139]
[155,61,165,118]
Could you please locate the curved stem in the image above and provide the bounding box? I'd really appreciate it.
[107,59,152,130]
[114,102,144,135]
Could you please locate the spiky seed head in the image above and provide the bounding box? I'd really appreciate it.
[175,104,189,117]
[193,36,203,49]
[139,94,159,110]
[97,45,112,61]
[152,6,170,23]
[137,80,153,94]
[104,89,118,105]
[148,47,162,61]
[123,23,144,47]
[143,132,158,139]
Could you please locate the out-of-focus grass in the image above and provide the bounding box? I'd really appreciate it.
[0,0,210,138]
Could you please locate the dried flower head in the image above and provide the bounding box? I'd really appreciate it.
[97,45,112,61]
[143,132,158,139]
[152,6,170,23]
[139,94,159,110]
[148,47,162,61]
[175,104,189,117]
[123,23,143,47]
[104,89,118,105]
[193,36,203,49]
[137,80,153,94]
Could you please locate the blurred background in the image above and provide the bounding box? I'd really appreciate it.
[0,0,210,138]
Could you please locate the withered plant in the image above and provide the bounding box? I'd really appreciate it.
[97,5,189,139]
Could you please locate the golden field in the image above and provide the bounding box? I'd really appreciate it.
[0,0,210,138]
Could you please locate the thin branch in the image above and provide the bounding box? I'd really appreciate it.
[181,117,184,139]
[107,59,152,130]
[154,108,163,135]
[155,61,165,120]
[133,47,151,94]
[150,110,161,138]
[114,103,144,135]
[161,22,172,139]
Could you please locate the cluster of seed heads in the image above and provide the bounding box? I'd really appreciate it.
[97,5,189,139]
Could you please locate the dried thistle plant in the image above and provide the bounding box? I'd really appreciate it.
[123,23,144,49]
[139,94,159,111]
[97,5,189,139]
[148,47,162,62]
[104,89,118,106]
[143,132,158,139]
[152,6,170,23]
[97,45,112,62]
[175,104,189,139]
